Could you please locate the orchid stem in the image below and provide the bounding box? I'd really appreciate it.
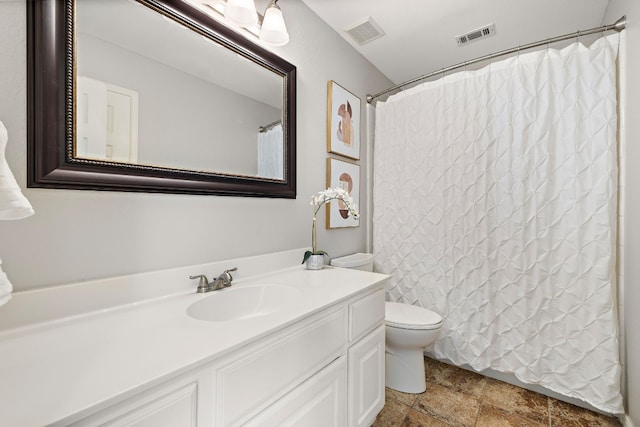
[312,216,317,253]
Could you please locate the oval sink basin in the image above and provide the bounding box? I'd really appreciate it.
[187,285,300,322]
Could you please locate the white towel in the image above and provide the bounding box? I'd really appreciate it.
[0,120,34,220]
[0,119,34,307]
[0,259,13,308]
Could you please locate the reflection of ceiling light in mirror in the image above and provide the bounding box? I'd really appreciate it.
[224,0,258,27]
[260,1,289,46]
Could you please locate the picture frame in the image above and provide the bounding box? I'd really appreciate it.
[327,80,360,160]
[326,158,360,229]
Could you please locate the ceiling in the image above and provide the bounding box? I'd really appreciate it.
[300,0,612,86]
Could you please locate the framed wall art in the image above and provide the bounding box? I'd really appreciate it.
[326,158,360,229]
[327,80,360,160]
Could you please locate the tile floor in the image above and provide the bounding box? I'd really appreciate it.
[373,357,621,427]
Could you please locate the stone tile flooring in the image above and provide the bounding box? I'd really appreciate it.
[373,357,621,427]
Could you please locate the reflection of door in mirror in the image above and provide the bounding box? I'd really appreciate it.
[77,76,139,163]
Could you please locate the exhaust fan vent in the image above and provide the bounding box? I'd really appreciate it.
[344,17,385,45]
[456,23,496,47]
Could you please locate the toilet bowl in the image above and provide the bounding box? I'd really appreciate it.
[331,253,444,394]
[385,302,443,393]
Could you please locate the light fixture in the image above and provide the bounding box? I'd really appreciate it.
[224,0,258,28]
[197,0,290,46]
[259,0,289,46]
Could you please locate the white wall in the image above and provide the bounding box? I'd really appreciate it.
[0,0,392,290]
[604,3,638,424]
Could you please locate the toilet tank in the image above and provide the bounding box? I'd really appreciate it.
[331,253,374,272]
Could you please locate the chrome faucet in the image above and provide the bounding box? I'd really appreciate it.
[190,267,238,293]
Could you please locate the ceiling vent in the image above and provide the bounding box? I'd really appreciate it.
[456,23,496,47]
[344,17,385,45]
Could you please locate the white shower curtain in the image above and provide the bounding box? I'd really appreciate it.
[373,34,623,413]
[257,124,283,180]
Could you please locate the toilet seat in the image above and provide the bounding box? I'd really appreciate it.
[385,302,443,330]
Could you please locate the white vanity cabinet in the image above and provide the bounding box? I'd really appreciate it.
[65,283,385,427]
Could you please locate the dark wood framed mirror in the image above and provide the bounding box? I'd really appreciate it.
[27,0,296,197]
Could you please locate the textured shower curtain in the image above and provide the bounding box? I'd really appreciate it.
[373,34,623,413]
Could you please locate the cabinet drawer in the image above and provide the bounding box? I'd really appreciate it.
[245,356,347,427]
[70,379,200,427]
[349,288,385,342]
[215,308,347,426]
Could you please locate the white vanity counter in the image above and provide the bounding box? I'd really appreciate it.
[0,250,389,426]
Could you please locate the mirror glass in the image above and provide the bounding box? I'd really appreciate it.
[27,0,297,197]
[76,0,284,179]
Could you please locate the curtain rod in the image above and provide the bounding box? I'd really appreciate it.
[366,16,626,104]
[259,119,282,133]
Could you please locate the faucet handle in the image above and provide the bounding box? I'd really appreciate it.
[220,267,238,285]
[189,274,210,292]
[224,267,238,276]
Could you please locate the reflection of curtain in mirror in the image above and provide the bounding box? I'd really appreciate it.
[257,124,283,179]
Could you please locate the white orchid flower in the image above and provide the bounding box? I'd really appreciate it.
[304,187,360,264]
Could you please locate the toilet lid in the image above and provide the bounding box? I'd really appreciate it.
[385,302,443,330]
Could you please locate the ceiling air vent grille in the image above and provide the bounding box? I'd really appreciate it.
[456,23,496,47]
[344,17,385,46]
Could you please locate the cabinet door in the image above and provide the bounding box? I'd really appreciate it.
[245,357,347,427]
[69,367,215,427]
[348,325,385,427]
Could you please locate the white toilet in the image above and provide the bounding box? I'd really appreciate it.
[385,301,442,393]
[331,253,444,394]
